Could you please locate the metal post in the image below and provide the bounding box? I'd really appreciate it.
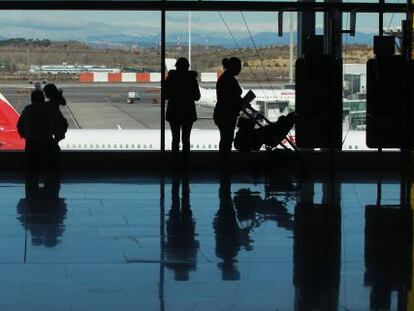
[378,0,384,155]
[289,12,294,83]
[324,7,342,58]
[297,0,315,58]
[406,0,413,207]
[159,7,166,308]
[407,0,413,58]
[189,11,192,68]
[379,0,384,36]
[402,0,413,207]
[161,8,166,153]
[324,0,342,178]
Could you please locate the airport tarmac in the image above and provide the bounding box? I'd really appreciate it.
[0,83,220,130]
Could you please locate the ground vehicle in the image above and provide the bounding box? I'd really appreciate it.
[127,91,141,104]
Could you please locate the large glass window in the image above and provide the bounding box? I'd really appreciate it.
[166,11,296,151]
[0,10,161,151]
[342,12,405,151]
[0,2,408,153]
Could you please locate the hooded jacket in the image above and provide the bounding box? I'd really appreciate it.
[165,70,201,123]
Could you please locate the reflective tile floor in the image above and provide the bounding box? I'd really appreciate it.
[0,170,413,311]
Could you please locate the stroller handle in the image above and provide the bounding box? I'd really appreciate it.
[242,105,273,127]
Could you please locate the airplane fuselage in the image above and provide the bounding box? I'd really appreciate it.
[196,87,295,109]
[0,90,373,151]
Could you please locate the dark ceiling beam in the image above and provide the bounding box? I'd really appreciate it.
[0,1,408,13]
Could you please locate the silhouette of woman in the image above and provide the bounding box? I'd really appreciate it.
[165,172,199,280]
[165,57,201,165]
[214,57,244,165]
[213,174,252,280]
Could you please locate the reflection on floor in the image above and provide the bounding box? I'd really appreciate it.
[0,170,413,310]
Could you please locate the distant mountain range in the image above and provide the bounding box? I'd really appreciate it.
[86,30,374,48]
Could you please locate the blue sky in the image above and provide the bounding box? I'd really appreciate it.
[0,10,405,41]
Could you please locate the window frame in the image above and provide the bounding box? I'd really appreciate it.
[0,0,410,154]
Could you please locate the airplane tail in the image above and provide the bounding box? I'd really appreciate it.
[0,92,25,150]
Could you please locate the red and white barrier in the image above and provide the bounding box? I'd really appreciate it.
[136,73,150,82]
[79,71,222,83]
[79,72,94,83]
[108,73,122,82]
[80,72,149,83]
[122,73,137,82]
[150,72,161,82]
[95,72,109,82]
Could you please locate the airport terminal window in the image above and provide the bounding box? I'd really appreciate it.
[166,11,297,151]
[166,9,407,152]
[0,10,161,151]
[342,13,405,151]
[0,2,410,153]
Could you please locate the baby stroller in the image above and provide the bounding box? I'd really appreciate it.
[234,105,297,152]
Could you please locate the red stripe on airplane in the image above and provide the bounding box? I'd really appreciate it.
[0,97,25,150]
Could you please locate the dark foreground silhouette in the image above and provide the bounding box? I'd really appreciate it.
[165,57,201,167]
[165,171,199,280]
[17,173,67,248]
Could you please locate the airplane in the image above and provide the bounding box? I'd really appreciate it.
[0,91,375,152]
[0,92,25,150]
[60,129,221,151]
[196,87,295,110]
[164,57,296,110]
[0,92,222,151]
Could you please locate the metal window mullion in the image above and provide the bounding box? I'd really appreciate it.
[0,1,407,13]
[161,8,166,153]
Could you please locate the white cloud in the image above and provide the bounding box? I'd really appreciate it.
[0,11,162,39]
[0,10,384,41]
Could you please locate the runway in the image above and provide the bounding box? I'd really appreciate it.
[0,83,219,130]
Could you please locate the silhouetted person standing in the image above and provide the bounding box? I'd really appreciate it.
[165,172,199,280]
[165,57,201,166]
[214,174,252,280]
[43,83,68,147]
[214,57,244,167]
[17,90,62,175]
[17,174,67,248]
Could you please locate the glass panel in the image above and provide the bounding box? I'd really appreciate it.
[0,10,161,151]
[342,12,404,151]
[342,13,376,151]
[166,11,296,151]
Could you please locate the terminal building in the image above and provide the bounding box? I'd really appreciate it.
[30,64,121,74]
[0,1,413,310]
